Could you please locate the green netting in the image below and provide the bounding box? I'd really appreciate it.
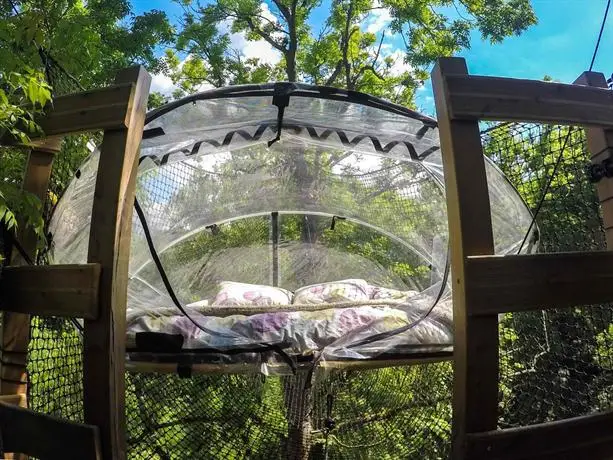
[482,122,613,428]
[125,362,452,459]
[23,50,91,426]
[27,316,84,423]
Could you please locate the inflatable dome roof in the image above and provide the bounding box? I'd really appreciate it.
[49,83,535,366]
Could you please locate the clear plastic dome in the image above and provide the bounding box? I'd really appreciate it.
[49,83,535,366]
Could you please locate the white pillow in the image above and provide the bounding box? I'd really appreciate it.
[370,286,419,302]
[212,281,293,306]
[293,279,370,304]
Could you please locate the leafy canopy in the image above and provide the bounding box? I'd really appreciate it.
[0,69,52,251]
[166,0,536,107]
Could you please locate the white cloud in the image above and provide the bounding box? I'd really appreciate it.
[197,82,215,92]
[151,73,176,96]
[151,56,214,98]
[386,50,412,76]
[151,3,281,98]
[364,3,392,34]
[220,3,282,66]
[259,2,277,24]
[227,28,281,65]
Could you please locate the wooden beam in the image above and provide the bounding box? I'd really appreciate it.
[465,251,613,315]
[83,66,151,460]
[575,71,613,249]
[431,57,499,458]
[0,400,101,459]
[444,74,613,127]
[0,85,135,146]
[2,148,56,402]
[0,393,26,407]
[38,83,135,137]
[0,264,101,319]
[126,354,453,375]
[465,410,613,460]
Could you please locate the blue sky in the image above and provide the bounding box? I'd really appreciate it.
[131,0,613,114]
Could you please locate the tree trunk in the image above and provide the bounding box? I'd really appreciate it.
[343,2,354,90]
[286,48,297,82]
[283,371,313,460]
[286,0,298,82]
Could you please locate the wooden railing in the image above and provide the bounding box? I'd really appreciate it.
[431,57,613,459]
[0,66,151,460]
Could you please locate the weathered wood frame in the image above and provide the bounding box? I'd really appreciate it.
[3,56,612,459]
[0,67,150,459]
[432,57,613,459]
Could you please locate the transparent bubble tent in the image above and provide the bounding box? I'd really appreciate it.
[49,83,534,371]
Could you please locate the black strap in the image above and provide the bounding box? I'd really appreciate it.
[345,246,451,350]
[267,83,294,147]
[135,332,184,353]
[177,364,192,379]
[133,198,296,373]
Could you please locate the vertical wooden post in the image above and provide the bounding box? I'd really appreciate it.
[1,139,60,460]
[431,57,499,459]
[83,66,150,460]
[1,140,61,398]
[575,71,613,250]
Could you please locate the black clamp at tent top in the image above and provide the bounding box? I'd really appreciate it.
[587,145,613,183]
[177,364,192,379]
[588,157,613,183]
[330,216,346,230]
[206,224,221,235]
[268,82,297,147]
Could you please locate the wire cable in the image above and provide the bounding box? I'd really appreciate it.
[517,127,574,254]
[589,0,611,71]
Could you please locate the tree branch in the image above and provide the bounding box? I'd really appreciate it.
[216,6,287,52]
[324,60,343,86]
[251,14,289,36]
[351,31,385,87]
[271,0,292,23]
[328,150,354,166]
[332,397,449,432]
[243,16,287,52]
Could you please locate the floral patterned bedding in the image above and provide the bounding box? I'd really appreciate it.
[126,280,453,362]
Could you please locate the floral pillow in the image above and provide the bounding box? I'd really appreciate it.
[212,281,293,306]
[369,286,419,303]
[293,279,370,304]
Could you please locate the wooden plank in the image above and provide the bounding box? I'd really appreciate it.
[445,74,613,127]
[2,149,56,402]
[1,147,58,460]
[465,252,613,315]
[37,83,135,137]
[575,71,613,249]
[0,264,101,319]
[431,57,499,459]
[126,354,453,375]
[0,85,135,145]
[0,393,26,407]
[83,66,151,460]
[0,400,101,459]
[465,409,613,460]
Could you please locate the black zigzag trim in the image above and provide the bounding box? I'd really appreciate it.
[139,122,439,166]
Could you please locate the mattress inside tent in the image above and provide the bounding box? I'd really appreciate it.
[49,83,535,373]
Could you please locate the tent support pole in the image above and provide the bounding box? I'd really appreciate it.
[272,211,279,287]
